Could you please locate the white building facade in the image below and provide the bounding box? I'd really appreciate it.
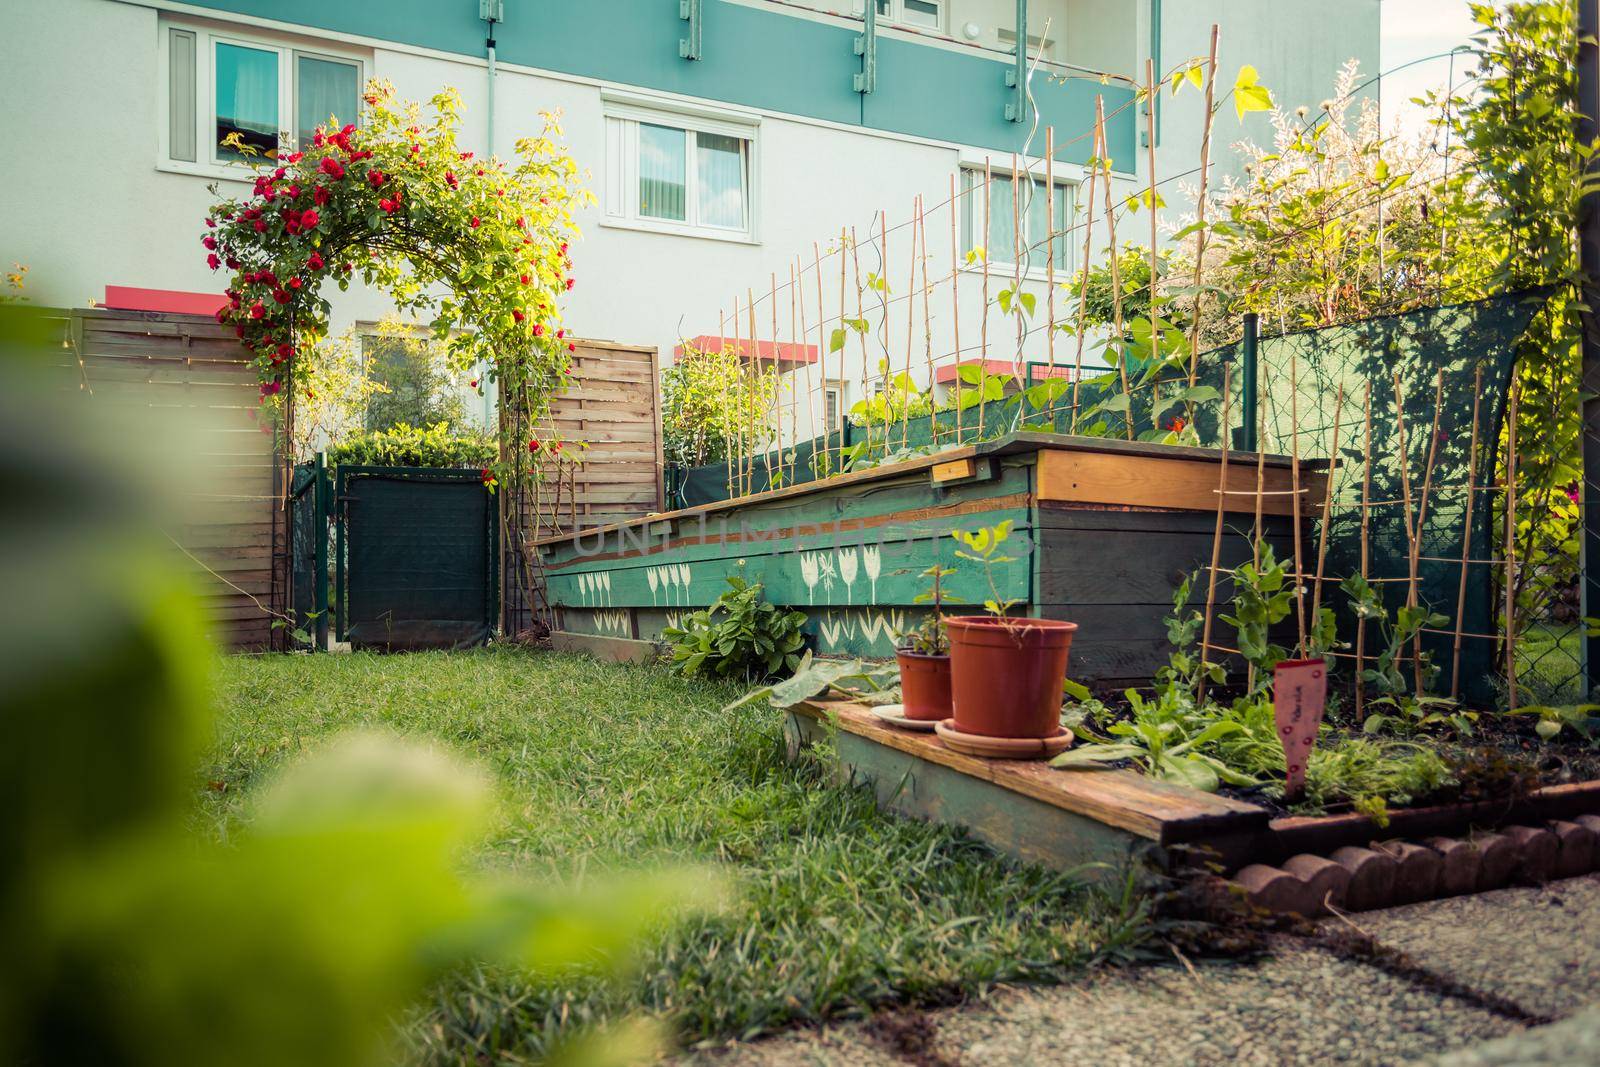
[0,0,1378,441]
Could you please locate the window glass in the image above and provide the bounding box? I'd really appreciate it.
[215,41,278,161]
[902,0,941,28]
[639,123,688,222]
[169,29,197,162]
[297,54,359,148]
[696,132,746,230]
[964,170,1071,271]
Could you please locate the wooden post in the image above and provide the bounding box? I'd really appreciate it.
[1450,364,1483,700]
[980,161,992,438]
[1309,385,1345,636]
[1145,58,1162,430]
[1045,124,1057,385]
[1070,107,1102,435]
[1198,365,1232,706]
[747,287,759,495]
[949,172,964,444]
[904,195,919,450]
[1505,379,1520,710]
[1096,95,1133,440]
[850,225,870,461]
[796,257,816,483]
[1357,383,1373,719]
[1391,371,1421,690]
[919,198,933,446]
[730,299,743,496]
[1186,24,1221,388]
[1288,351,1306,654]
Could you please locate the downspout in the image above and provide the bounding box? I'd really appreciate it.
[480,0,503,428]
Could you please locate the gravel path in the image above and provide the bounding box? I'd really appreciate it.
[681,874,1600,1067]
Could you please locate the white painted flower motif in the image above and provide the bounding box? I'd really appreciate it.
[800,553,820,604]
[837,548,859,604]
[647,567,659,604]
[861,545,881,603]
[676,564,692,603]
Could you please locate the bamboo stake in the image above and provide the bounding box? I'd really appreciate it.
[1145,57,1162,431]
[1045,125,1057,386]
[1390,371,1421,693]
[918,198,933,447]
[1070,108,1102,434]
[730,298,744,496]
[980,161,992,439]
[835,230,848,472]
[949,172,964,445]
[1450,364,1483,701]
[1096,95,1133,441]
[816,240,828,471]
[1410,369,1446,691]
[1011,151,1024,375]
[903,194,918,450]
[1289,350,1307,654]
[850,225,870,461]
[789,260,800,484]
[719,309,732,498]
[769,271,781,487]
[1309,384,1345,637]
[1252,366,1268,569]
[1198,365,1232,706]
[1186,25,1221,388]
[747,287,759,496]
[1356,383,1373,719]
[1504,379,1519,710]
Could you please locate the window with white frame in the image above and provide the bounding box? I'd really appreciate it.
[162,21,364,170]
[960,167,1076,274]
[823,382,846,433]
[854,0,944,30]
[604,103,755,239]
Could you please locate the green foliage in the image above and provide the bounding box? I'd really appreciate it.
[327,420,496,470]
[1055,688,1258,793]
[897,564,959,655]
[1506,702,1600,744]
[723,651,901,711]
[660,341,783,467]
[360,327,469,432]
[951,519,1023,617]
[1341,573,1471,734]
[662,575,809,681]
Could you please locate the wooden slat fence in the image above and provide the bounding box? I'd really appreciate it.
[55,308,281,650]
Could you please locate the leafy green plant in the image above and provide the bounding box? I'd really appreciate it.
[951,520,1023,618]
[1507,702,1600,744]
[723,651,900,711]
[327,420,496,470]
[662,575,808,681]
[661,340,783,467]
[1341,574,1470,734]
[1055,688,1258,792]
[895,564,959,656]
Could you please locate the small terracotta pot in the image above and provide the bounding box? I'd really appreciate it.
[896,650,952,721]
[946,615,1078,739]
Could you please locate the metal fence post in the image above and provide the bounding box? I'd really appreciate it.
[1578,0,1600,694]
[1241,312,1260,453]
[313,451,329,651]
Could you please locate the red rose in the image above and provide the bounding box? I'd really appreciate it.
[527,439,541,453]
[300,209,320,229]
[551,442,562,454]
[214,307,228,324]
[272,289,291,304]
[565,277,575,290]
[234,325,245,338]
[409,144,420,154]
[367,168,385,188]
[531,323,543,337]
[307,252,325,271]
[314,184,330,206]
[470,216,480,228]
[226,256,240,269]
[274,343,293,362]
[512,310,524,323]
[287,276,303,290]
[460,151,474,160]
[318,157,345,179]
[567,342,576,352]
[445,171,458,189]
[249,302,265,319]
[253,219,267,232]
[379,198,398,214]
[207,253,220,271]
[205,217,217,229]
[519,273,530,285]
[260,380,282,397]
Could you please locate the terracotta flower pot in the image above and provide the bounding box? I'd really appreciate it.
[896,650,952,721]
[946,615,1078,739]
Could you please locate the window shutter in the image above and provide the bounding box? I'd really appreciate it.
[168,28,197,162]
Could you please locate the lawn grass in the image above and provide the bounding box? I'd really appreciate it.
[208,649,1149,1062]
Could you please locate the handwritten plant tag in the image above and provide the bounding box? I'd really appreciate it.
[1273,658,1328,800]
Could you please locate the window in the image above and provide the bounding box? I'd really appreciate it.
[960,168,1076,274]
[823,383,845,433]
[162,21,363,172]
[604,102,756,239]
[855,0,944,30]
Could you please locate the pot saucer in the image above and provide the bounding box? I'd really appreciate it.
[870,704,940,732]
[934,720,1073,759]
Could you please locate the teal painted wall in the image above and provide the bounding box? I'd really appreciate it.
[170,0,1134,164]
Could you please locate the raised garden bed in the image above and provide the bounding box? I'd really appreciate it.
[538,431,1324,685]
[784,699,1600,901]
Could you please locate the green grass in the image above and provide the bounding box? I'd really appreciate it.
[208,650,1147,1062]
[1518,622,1587,704]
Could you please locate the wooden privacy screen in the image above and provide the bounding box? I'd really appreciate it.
[505,338,664,633]
[59,308,280,650]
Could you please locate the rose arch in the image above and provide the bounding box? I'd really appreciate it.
[202,81,591,631]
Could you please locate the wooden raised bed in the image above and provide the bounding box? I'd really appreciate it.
[785,700,1600,887]
[537,431,1325,685]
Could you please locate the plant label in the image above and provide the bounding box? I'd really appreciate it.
[1273,658,1327,800]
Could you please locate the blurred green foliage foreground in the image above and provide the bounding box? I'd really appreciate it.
[0,307,1148,1066]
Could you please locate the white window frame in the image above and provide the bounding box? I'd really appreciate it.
[602,97,759,244]
[157,18,366,182]
[855,0,946,32]
[822,381,847,433]
[958,163,1079,282]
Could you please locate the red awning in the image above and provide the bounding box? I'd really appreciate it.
[934,359,1080,384]
[675,334,819,371]
[102,285,227,317]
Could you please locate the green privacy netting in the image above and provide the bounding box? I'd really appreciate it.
[336,467,498,650]
[667,291,1552,704]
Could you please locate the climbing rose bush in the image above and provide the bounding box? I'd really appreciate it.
[202,81,590,415]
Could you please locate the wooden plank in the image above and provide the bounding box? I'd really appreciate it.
[1038,448,1326,517]
[792,700,1266,844]
[932,457,976,482]
[1037,528,1296,605]
[549,630,658,663]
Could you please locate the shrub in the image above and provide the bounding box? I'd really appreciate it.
[661,341,782,467]
[662,575,807,681]
[326,421,495,470]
